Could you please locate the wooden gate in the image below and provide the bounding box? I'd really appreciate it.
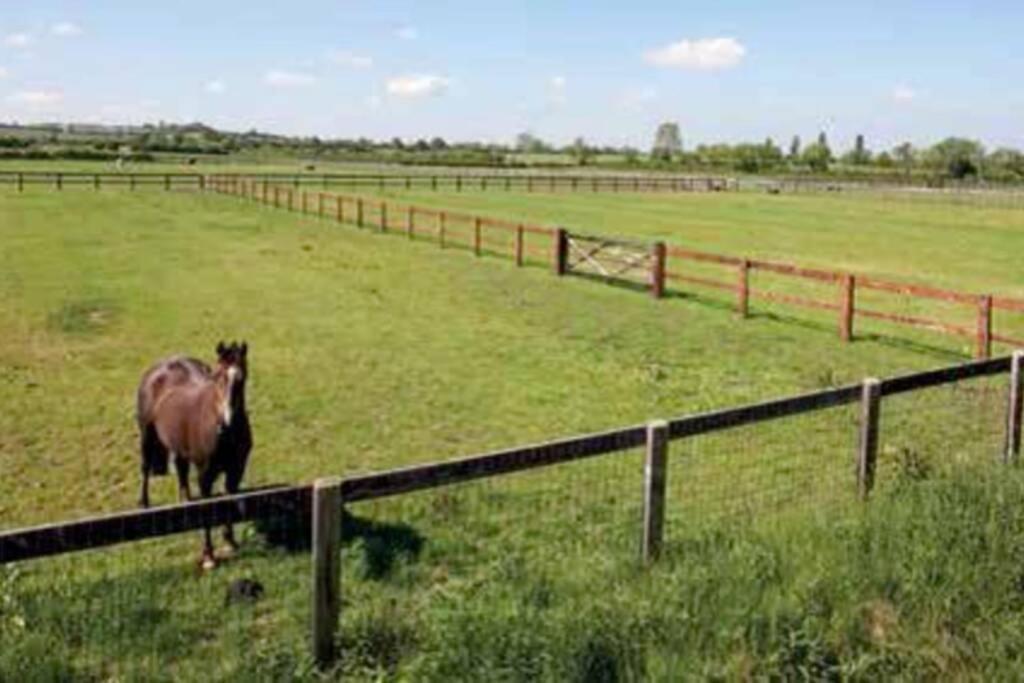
[561,231,664,296]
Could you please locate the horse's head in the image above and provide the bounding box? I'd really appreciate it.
[214,340,248,426]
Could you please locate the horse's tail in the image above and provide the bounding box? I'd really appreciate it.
[141,423,169,476]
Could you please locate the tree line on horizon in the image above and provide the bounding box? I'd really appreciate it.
[0,119,1021,183]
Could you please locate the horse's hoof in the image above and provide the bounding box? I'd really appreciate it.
[199,555,217,572]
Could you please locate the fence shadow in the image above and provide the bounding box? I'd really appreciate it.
[253,507,424,579]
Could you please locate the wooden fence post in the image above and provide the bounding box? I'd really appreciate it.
[515,225,524,267]
[273,186,280,209]
[56,173,63,191]
[1006,350,1024,464]
[977,295,993,360]
[130,174,136,191]
[840,274,856,342]
[164,174,170,191]
[407,207,415,239]
[554,228,569,276]
[311,477,342,669]
[473,217,482,256]
[380,202,388,232]
[438,211,446,248]
[336,196,344,223]
[94,174,100,191]
[199,174,206,192]
[456,176,462,192]
[642,420,669,563]
[857,378,882,500]
[356,198,364,227]
[651,242,666,299]
[737,260,750,318]
[17,173,23,192]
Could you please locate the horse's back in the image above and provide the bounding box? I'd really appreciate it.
[137,356,211,428]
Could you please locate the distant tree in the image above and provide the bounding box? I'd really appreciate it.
[988,148,1024,180]
[851,134,871,165]
[788,135,801,161]
[413,138,430,152]
[429,136,448,151]
[651,122,682,161]
[390,137,405,150]
[926,137,984,179]
[762,137,783,166]
[515,132,549,153]
[623,147,640,165]
[893,142,915,177]
[569,136,592,166]
[817,131,828,148]
[875,151,894,168]
[802,142,831,172]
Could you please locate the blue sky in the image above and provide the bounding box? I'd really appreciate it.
[1,1,1021,151]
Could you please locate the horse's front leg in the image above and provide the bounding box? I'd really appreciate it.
[222,477,240,557]
[174,457,192,502]
[197,466,218,571]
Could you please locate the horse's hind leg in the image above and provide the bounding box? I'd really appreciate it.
[139,425,168,507]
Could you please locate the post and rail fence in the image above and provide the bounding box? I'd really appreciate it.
[205,176,1024,360]
[0,170,737,194]
[2,350,1023,668]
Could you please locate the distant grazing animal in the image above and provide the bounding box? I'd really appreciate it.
[136,342,252,570]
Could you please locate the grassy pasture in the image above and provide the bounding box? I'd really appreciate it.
[2,187,1024,679]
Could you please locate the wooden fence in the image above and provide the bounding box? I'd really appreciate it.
[207,176,1024,359]
[1,352,1021,667]
[0,170,737,194]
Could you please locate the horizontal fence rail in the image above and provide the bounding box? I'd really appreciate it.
[0,171,738,194]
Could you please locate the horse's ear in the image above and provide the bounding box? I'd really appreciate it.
[241,341,248,356]
[216,341,226,356]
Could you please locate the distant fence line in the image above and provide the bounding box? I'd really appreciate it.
[0,170,737,193]
[208,176,1024,359]
[1,350,1022,668]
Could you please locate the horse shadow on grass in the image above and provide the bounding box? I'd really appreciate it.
[252,507,424,580]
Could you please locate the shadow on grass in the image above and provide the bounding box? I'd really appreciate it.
[662,287,971,362]
[253,508,424,579]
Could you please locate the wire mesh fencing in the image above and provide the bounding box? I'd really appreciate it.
[876,371,1011,493]
[0,500,314,681]
[664,402,860,540]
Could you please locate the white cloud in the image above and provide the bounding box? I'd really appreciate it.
[0,66,8,79]
[51,22,83,37]
[265,69,317,87]
[386,74,449,98]
[204,79,226,94]
[892,84,916,102]
[550,75,566,89]
[366,94,383,109]
[327,50,373,69]
[4,33,33,49]
[644,37,746,70]
[7,90,63,106]
[395,25,418,40]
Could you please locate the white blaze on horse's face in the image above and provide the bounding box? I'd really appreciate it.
[221,365,241,427]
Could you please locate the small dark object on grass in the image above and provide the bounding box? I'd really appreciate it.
[226,578,264,606]
[305,164,316,171]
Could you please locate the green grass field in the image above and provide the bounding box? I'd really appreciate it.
[2,186,1024,680]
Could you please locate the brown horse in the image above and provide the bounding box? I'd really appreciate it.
[136,341,252,569]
